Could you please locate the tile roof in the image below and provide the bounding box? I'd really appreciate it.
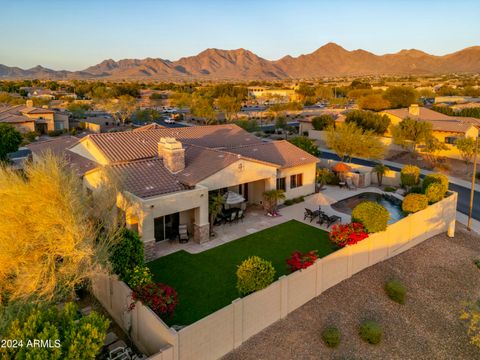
[384,107,480,134]
[132,123,166,132]
[84,124,263,163]
[109,158,188,198]
[228,140,319,168]
[27,136,98,175]
[178,145,244,186]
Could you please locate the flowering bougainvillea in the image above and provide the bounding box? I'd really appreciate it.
[286,250,319,272]
[329,222,369,247]
[130,283,178,319]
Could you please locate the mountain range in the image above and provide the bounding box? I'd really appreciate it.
[1,43,480,81]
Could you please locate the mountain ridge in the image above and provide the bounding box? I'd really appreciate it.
[1,43,479,80]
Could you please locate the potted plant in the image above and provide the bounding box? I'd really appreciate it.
[263,189,285,216]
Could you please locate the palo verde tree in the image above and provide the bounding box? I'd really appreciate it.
[289,136,319,156]
[0,153,121,304]
[391,118,432,155]
[456,137,479,173]
[325,122,386,161]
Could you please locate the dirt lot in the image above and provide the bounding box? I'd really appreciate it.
[223,225,480,360]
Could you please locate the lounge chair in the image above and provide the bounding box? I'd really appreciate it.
[236,209,245,223]
[178,225,189,243]
[346,178,357,190]
[304,208,320,222]
[318,213,342,228]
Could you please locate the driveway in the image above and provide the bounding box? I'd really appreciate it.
[223,225,480,360]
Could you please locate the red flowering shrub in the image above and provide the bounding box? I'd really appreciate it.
[329,222,369,247]
[130,283,178,318]
[286,250,318,272]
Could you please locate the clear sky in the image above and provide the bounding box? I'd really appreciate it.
[1,0,479,70]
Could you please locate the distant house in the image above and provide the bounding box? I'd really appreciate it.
[0,100,69,133]
[80,116,116,133]
[248,86,300,104]
[434,96,480,105]
[37,124,319,259]
[382,104,479,143]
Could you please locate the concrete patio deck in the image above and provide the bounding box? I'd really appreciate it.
[148,185,388,259]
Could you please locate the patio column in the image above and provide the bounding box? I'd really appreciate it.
[138,209,157,260]
[265,176,276,191]
[193,202,209,244]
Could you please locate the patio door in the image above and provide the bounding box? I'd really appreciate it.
[154,213,179,242]
[238,183,249,202]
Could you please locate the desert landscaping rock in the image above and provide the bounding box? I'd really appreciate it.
[223,225,480,360]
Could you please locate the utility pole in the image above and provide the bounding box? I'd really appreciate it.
[468,136,479,231]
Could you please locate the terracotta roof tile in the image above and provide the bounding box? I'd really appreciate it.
[110,158,188,198]
[228,140,319,168]
[85,124,263,163]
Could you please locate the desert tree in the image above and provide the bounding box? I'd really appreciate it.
[0,153,122,304]
[325,122,386,162]
[392,118,433,155]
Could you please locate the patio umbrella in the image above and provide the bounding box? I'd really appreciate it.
[224,191,245,205]
[332,162,352,173]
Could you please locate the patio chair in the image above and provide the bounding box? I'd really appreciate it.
[319,213,342,228]
[236,209,245,223]
[346,177,357,190]
[178,225,189,243]
[226,211,237,225]
[304,208,320,223]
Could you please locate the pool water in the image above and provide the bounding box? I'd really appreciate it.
[331,192,405,224]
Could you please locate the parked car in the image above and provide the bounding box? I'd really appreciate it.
[164,118,175,124]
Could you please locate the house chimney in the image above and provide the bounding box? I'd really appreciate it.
[26,99,34,107]
[159,137,185,173]
[408,104,420,116]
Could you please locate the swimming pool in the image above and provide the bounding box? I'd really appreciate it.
[331,192,405,224]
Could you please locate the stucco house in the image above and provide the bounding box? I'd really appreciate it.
[30,124,319,259]
[0,100,69,133]
[382,104,479,143]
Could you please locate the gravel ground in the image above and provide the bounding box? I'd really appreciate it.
[223,225,480,360]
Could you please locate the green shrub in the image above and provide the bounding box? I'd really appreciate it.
[284,199,294,206]
[110,228,145,282]
[359,320,383,344]
[422,173,448,193]
[126,265,153,289]
[312,114,335,130]
[236,256,276,296]
[318,169,340,185]
[22,131,39,143]
[402,193,428,213]
[400,165,420,187]
[321,326,341,348]
[352,201,389,233]
[407,185,423,194]
[425,182,446,203]
[384,186,396,192]
[474,259,480,269]
[2,302,109,359]
[385,279,406,304]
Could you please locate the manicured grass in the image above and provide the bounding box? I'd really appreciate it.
[147,220,335,326]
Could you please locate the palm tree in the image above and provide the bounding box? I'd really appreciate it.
[372,163,389,186]
[208,192,225,236]
[316,168,332,191]
[263,189,286,215]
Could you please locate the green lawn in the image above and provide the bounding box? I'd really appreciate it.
[147,220,335,326]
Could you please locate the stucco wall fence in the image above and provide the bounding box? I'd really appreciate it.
[93,192,457,360]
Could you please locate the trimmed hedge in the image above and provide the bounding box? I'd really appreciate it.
[425,182,446,203]
[385,279,406,304]
[321,326,341,348]
[236,256,275,296]
[400,165,420,187]
[359,320,383,344]
[422,173,448,193]
[352,201,390,233]
[402,193,428,213]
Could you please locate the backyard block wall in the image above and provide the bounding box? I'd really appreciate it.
[93,191,457,360]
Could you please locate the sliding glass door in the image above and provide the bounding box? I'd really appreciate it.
[154,213,179,242]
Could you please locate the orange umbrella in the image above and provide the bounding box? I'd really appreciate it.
[332,162,352,172]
